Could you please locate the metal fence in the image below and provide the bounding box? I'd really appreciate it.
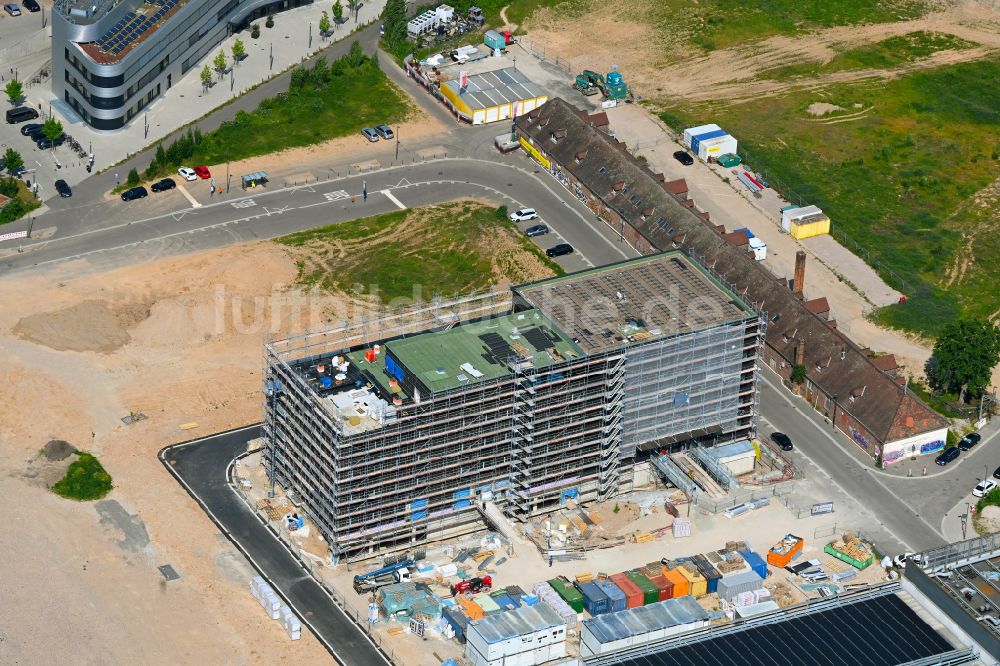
[691,482,794,514]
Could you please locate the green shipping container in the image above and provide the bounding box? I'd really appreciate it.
[625,570,659,605]
[548,577,584,613]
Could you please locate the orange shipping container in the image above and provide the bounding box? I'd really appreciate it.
[678,564,707,597]
[456,595,484,620]
[610,573,643,609]
[648,573,674,601]
[767,534,804,568]
[662,568,689,598]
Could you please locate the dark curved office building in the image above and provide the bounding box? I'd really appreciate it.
[53,0,312,130]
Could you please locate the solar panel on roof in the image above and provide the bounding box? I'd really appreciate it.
[479,332,515,363]
[522,327,551,351]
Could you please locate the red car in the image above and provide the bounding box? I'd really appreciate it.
[193,166,211,179]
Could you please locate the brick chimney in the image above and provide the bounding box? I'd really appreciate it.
[794,340,805,367]
[793,250,806,297]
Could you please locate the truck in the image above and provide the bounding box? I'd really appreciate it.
[451,575,493,596]
[352,559,415,594]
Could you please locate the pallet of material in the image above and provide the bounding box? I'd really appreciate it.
[575,573,594,583]
[632,532,654,544]
[588,512,603,525]
[471,551,492,562]
[387,626,405,636]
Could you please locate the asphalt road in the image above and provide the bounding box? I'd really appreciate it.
[0,157,634,274]
[161,425,390,666]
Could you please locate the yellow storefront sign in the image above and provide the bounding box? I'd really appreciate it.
[519,137,551,169]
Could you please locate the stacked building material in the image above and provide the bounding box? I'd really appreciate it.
[825,533,874,570]
[279,606,302,641]
[457,595,485,620]
[672,517,692,538]
[532,582,578,624]
[250,576,281,620]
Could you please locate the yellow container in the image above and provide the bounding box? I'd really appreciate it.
[678,564,707,597]
[789,216,830,240]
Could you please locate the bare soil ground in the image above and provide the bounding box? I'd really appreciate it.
[524,2,1000,102]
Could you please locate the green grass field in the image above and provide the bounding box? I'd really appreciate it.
[660,57,1000,336]
[52,451,113,501]
[759,31,977,80]
[143,46,409,179]
[277,202,563,303]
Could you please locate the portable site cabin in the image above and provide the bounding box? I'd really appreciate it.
[697,134,738,162]
[780,205,830,239]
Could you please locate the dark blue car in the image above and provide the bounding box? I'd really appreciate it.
[935,447,960,466]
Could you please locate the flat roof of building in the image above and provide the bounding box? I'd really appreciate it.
[385,309,583,394]
[441,67,545,111]
[76,0,189,64]
[514,252,755,354]
[614,592,955,666]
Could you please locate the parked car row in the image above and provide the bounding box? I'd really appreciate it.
[505,207,575,258]
[361,125,395,142]
[935,432,982,466]
[121,177,178,201]
[4,0,40,15]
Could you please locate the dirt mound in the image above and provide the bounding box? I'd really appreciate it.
[13,299,151,353]
[807,102,843,116]
[42,440,75,461]
[980,505,1000,534]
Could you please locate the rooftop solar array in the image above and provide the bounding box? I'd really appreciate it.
[96,0,180,55]
[614,594,953,666]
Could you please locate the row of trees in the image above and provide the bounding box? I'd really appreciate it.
[199,39,247,92]
[289,40,370,91]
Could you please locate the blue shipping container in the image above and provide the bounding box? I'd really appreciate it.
[576,581,611,616]
[594,578,627,613]
[442,606,469,643]
[739,550,769,579]
[691,128,728,154]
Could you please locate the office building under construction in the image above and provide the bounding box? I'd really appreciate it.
[263,252,764,560]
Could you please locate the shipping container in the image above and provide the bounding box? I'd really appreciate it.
[625,570,659,605]
[610,573,643,609]
[690,128,728,155]
[677,564,707,597]
[662,567,689,598]
[444,605,471,643]
[738,550,768,579]
[683,124,721,149]
[767,534,804,568]
[594,578,627,613]
[647,573,674,601]
[716,570,765,601]
[697,134,738,162]
[691,555,722,594]
[576,581,611,616]
[548,577,585,613]
[484,30,506,51]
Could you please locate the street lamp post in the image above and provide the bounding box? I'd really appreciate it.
[144,111,148,139]
[270,43,273,71]
[395,126,399,161]
[226,161,231,193]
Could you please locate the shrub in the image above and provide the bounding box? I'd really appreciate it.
[790,364,807,384]
[495,204,508,221]
[52,452,113,501]
[251,23,261,39]
[265,12,274,28]
[126,168,140,186]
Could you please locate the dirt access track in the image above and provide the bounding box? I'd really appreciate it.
[523,1,1000,102]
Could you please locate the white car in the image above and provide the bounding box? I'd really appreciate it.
[509,207,538,222]
[973,479,998,498]
[177,167,197,181]
[893,552,924,568]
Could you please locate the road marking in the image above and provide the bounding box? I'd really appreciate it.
[395,177,412,187]
[382,189,406,209]
[231,198,257,209]
[176,184,202,208]
[759,371,940,549]
[171,211,196,222]
[323,190,350,201]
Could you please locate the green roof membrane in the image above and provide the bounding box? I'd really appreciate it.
[384,309,583,394]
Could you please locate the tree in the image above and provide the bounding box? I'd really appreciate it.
[790,364,807,385]
[42,118,63,151]
[319,10,331,37]
[231,38,246,64]
[927,319,1000,403]
[200,64,212,92]
[213,50,227,80]
[382,0,406,47]
[2,148,23,176]
[251,23,261,39]
[126,167,140,187]
[332,0,344,24]
[5,79,23,105]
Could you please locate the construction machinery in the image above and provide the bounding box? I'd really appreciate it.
[574,69,631,101]
[353,559,415,594]
[451,575,493,596]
